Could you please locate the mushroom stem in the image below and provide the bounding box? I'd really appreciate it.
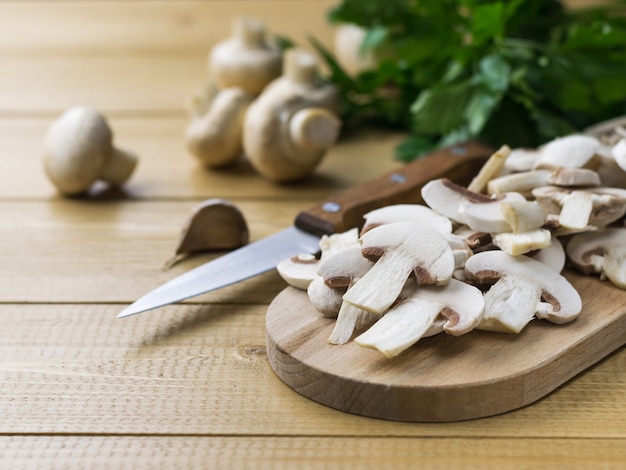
[288,108,341,151]
[100,147,138,185]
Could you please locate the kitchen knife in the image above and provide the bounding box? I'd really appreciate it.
[117,141,492,318]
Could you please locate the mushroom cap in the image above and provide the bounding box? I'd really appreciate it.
[43,106,113,195]
[208,17,282,95]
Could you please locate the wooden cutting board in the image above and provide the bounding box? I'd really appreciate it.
[266,271,626,422]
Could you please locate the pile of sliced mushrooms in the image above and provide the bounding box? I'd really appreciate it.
[278,124,626,358]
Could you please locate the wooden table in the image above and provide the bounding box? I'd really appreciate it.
[1,1,625,468]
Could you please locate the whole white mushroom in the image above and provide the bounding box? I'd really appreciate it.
[42,106,138,196]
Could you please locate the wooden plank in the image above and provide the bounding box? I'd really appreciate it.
[1,304,625,437]
[0,199,307,303]
[0,118,403,199]
[0,1,335,54]
[0,56,206,114]
[1,436,626,469]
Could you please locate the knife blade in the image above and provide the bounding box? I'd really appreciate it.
[118,141,493,318]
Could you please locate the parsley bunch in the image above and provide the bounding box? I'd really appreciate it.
[313,0,626,160]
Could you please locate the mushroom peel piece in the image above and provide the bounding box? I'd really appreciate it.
[465,251,582,333]
[342,222,455,314]
[318,227,360,261]
[566,227,626,289]
[361,204,452,235]
[354,279,484,358]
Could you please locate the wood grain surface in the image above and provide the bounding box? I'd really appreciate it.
[0,0,625,468]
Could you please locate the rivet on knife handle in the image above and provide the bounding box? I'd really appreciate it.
[295,141,494,237]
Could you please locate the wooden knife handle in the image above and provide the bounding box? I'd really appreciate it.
[295,141,494,236]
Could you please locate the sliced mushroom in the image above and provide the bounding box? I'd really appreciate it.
[500,148,540,174]
[533,134,601,170]
[342,222,455,314]
[354,279,484,357]
[318,228,360,260]
[317,246,376,344]
[465,251,582,333]
[499,199,546,234]
[532,186,626,231]
[491,228,552,256]
[487,168,600,196]
[611,138,626,172]
[457,192,526,233]
[421,178,492,224]
[361,204,452,235]
[307,276,344,318]
[530,234,566,273]
[467,145,511,194]
[276,253,319,290]
[566,227,626,289]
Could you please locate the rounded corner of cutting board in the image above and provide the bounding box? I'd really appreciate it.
[265,276,626,423]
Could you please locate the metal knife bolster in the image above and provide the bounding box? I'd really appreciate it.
[295,141,493,237]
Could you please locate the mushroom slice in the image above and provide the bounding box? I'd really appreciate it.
[530,235,566,273]
[317,246,374,290]
[457,192,526,233]
[343,222,455,314]
[612,138,626,172]
[467,144,511,194]
[307,276,344,318]
[361,204,452,235]
[500,199,546,233]
[533,186,626,230]
[354,279,484,358]
[465,251,582,333]
[487,170,552,196]
[491,229,552,256]
[488,167,601,196]
[453,225,493,253]
[318,228,360,260]
[421,178,492,224]
[501,148,540,174]
[276,253,319,290]
[533,134,601,170]
[318,247,375,344]
[566,227,626,289]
